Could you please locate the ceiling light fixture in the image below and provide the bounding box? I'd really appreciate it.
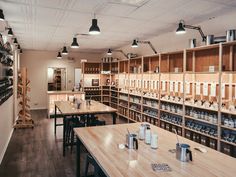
[71,37,79,48]
[0,9,5,21]
[13,38,18,45]
[57,52,62,59]
[20,49,23,54]
[107,48,128,59]
[107,48,112,55]
[131,39,138,48]
[8,28,13,37]
[89,14,100,35]
[176,20,206,42]
[131,39,157,54]
[17,44,21,50]
[61,46,68,55]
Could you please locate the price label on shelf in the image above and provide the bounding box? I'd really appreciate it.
[175,82,178,92]
[196,82,201,95]
[180,82,183,93]
[170,81,173,92]
[162,81,166,91]
[221,83,225,98]
[210,83,216,97]
[186,82,190,94]
[203,82,208,96]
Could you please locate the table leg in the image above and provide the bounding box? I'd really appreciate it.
[112,112,117,124]
[54,105,57,134]
[63,115,66,156]
[76,137,81,177]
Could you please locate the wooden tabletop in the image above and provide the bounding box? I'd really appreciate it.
[74,123,235,177]
[47,90,85,95]
[54,100,117,115]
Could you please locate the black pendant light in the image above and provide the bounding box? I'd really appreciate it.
[61,46,68,55]
[89,14,100,35]
[17,44,21,50]
[57,52,62,59]
[13,38,18,45]
[8,28,13,37]
[107,49,112,55]
[131,39,138,48]
[20,49,23,54]
[71,37,79,48]
[176,21,186,34]
[0,9,4,21]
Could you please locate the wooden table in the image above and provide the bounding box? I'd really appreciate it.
[54,100,117,156]
[74,123,236,177]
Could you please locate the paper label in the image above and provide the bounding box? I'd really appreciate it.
[196,82,201,95]
[210,83,216,97]
[203,83,208,96]
[180,82,184,93]
[221,84,225,98]
[170,81,174,92]
[186,82,190,94]
[175,82,178,92]
[162,81,166,91]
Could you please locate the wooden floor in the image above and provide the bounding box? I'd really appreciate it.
[0,110,127,177]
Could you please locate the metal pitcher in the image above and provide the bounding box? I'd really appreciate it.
[126,134,138,150]
[176,143,192,162]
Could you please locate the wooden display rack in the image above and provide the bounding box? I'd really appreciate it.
[82,41,236,157]
[14,67,34,128]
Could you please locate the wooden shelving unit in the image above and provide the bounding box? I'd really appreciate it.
[15,67,34,128]
[82,41,236,158]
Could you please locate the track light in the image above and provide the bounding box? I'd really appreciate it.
[57,52,62,59]
[176,20,206,42]
[131,39,157,54]
[176,21,186,34]
[8,28,13,37]
[13,38,18,45]
[89,14,100,35]
[61,46,68,55]
[106,48,128,59]
[0,9,5,21]
[71,37,79,48]
[131,39,138,48]
[107,49,112,55]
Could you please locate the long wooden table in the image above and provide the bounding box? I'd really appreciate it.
[74,123,235,177]
[54,100,117,156]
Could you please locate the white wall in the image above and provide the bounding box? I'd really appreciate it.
[0,97,14,164]
[0,49,19,165]
[20,50,102,109]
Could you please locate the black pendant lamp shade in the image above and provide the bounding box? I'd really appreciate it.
[17,44,21,50]
[57,52,62,59]
[20,49,23,54]
[62,46,68,55]
[71,37,79,48]
[8,28,13,37]
[13,38,18,44]
[176,22,186,34]
[107,48,112,55]
[89,18,100,35]
[0,9,4,21]
[131,39,138,48]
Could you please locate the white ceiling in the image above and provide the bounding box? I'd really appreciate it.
[0,0,236,52]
